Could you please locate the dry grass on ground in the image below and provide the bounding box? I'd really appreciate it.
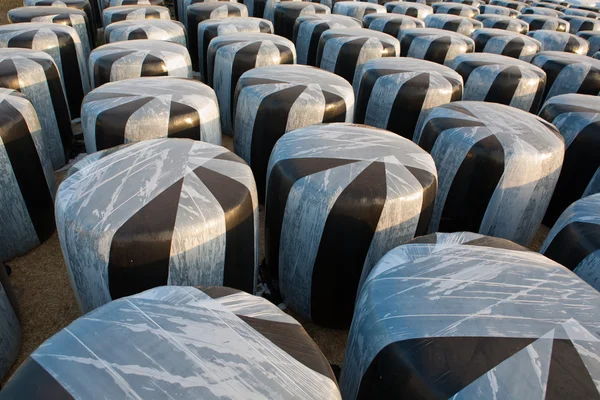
[1,0,22,25]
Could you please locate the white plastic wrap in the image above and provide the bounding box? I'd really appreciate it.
[342,232,600,399]
[2,286,340,399]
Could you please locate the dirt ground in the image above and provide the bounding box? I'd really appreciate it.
[0,0,549,386]
[0,1,20,25]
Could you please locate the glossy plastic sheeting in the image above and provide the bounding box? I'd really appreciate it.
[23,0,99,33]
[0,89,56,262]
[1,286,340,399]
[562,15,600,33]
[531,51,600,102]
[273,2,330,40]
[424,14,483,36]
[234,65,354,201]
[475,14,529,33]
[578,30,600,56]
[56,139,259,313]
[67,144,133,176]
[354,57,463,139]
[491,0,528,11]
[109,0,165,6]
[81,77,221,152]
[471,28,541,62]
[89,40,193,88]
[265,123,438,327]
[517,14,570,31]
[363,14,425,38]
[316,28,400,89]
[538,93,600,224]
[521,6,565,18]
[384,1,433,19]
[332,1,386,21]
[185,2,248,72]
[207,32,295,135]
[102,5,170,28]
[0,48,73,169]
[0,22,90,119]
[450,53,546,113]
[431,2,480,17]
[342,232,600,399]
[479,4,520,17]
[527,29,589,54]
[399,28,475,66]
[414,101,565,245]
[180,0,238,25]
[292,14,361,65]
[542,193,600,291]
[197,17,273,82]
[104,19,187,45]
[8,6,94,54]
